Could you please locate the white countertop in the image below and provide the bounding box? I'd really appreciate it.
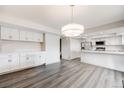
[82,50,124,55]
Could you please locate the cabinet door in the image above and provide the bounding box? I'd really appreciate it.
[34,54,41,66]
[20,53,35,69]
[38,33,43,42]
[1,26,11,40]
[25,54,34,67]
[26,32,33,41]
[34,53,45,66]
[8,54,19,71]
[113,36,122,45]
[32,32,38,42]
[35,33,40,42]
[10,28,19,40]
[20,54,27,68]
[32,32,43,42]
[122,35,124,45]
[35,54,43,66]
[106,37,122,45]
[1,26,19,40]
[19,30,43,42]
[20,30,27,41]
[105,38,111,45]
[92,40,96,46]
[0,54,11,74]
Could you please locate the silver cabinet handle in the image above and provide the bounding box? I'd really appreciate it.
[26,37,28,40]
[9,36,12,39]
[8,59,12,62]
[26,57,29,60]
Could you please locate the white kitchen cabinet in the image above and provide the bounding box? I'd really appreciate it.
[122,35,124,45]
[34,53,45,66]
[20,30,43,42]
[91,40,96,46]
[0,52,46,74]
[0,26,43,42]
[9,53,19,71]
[38,33,43,42]
[26,31,34,41]
[20,31,34,41]
[20,30,27,41]
[0,53,19,74]
[20,53,35,69]
[0,54,11,74]
[1,26,19,40]
[105,36,122,45]
[33,32,43,42]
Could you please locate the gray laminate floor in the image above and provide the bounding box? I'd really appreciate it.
[0,58,124,88]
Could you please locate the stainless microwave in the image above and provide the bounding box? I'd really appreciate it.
[95,41,105,46]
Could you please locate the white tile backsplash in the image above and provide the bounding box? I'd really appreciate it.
[0,40,42,53]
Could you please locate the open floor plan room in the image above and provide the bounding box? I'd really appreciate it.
[0,5,124,88]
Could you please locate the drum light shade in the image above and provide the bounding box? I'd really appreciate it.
[61,23,84,37]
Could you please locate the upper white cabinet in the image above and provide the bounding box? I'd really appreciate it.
[20,30,43,42]
[33,32,43,42]
[122,35,124,45]
[105,36,122,45]
[1,26,19,40]
[20,30,33,41]
[0,26,44,42]
[20,30,27,41]
[26,31,34,41]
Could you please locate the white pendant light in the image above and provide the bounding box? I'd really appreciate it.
[61,5,84,37]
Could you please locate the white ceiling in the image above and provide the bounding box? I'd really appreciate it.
[0,5,124,33]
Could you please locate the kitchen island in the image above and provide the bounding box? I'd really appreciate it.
[81,50,124,72]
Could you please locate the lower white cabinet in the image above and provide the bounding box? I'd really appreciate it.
[34,52,45,66]
[0,52,46,75]
[0,53,19,74]
[20,53,35,69]
[9,54,20,71]
[0,54,11,74]
[19,52,45,69]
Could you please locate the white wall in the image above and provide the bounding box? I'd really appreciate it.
[45,33,60,64]
[70,38,81,59]
[62,37,81,60]
[62,37,70,60]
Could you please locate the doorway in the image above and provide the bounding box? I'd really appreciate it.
[60,38,62,60]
